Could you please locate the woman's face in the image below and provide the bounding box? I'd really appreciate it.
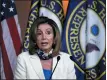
[36,23,54,53]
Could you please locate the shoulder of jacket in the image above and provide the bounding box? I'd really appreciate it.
[59,51,74,65]
[18,51,30,58]
[59,51,70,57]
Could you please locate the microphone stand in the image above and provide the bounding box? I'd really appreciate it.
[49,56,60,80]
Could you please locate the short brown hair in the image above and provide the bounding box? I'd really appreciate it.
[29,16,61,57]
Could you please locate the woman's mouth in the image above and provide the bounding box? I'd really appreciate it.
[41,42,48,46]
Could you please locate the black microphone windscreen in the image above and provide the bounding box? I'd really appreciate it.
[57,56,60,61]
[70,56,75,62]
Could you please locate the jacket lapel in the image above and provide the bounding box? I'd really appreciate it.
[29,54,45,79]
[52,56,57,71]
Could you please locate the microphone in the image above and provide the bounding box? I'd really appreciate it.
[49,56,60,80]
[69,56,94,80]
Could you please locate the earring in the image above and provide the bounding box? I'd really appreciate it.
[34,43,36,45]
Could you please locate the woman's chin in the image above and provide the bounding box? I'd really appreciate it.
[40,48,51,53]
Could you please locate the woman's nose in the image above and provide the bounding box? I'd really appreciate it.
[42,33,46,39]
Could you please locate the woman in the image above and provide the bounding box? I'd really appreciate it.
[14,16,76,79]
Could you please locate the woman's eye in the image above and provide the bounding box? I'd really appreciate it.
[37,32,42,35]
[47,31,51,35]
